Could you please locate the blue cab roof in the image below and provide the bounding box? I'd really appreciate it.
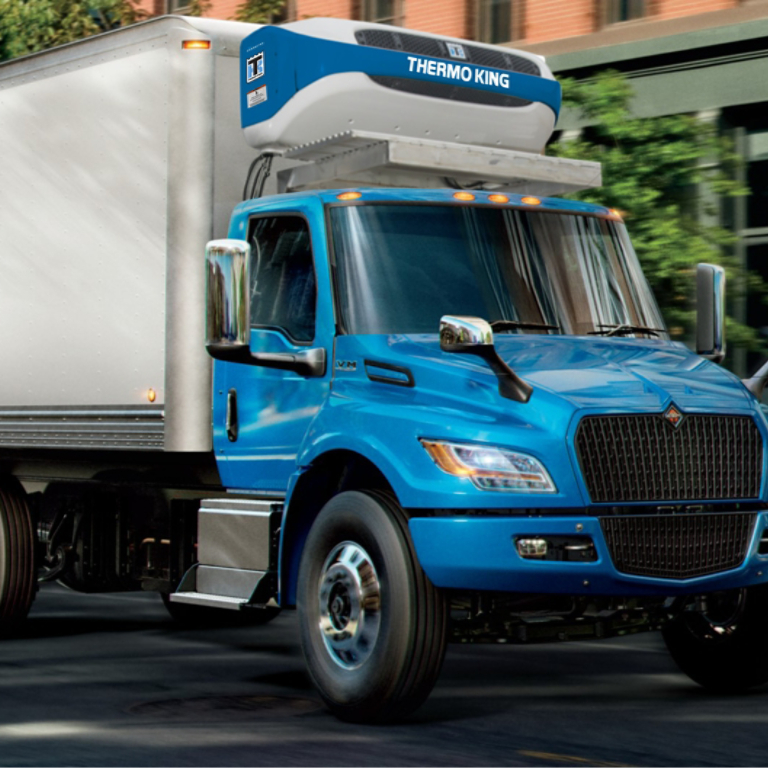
[233,188,615,219]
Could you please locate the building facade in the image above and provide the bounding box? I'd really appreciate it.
[158,0,768,375]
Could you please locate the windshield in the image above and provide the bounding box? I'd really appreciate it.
[329,204,667,338]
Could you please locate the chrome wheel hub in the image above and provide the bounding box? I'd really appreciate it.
[318,541,381,670]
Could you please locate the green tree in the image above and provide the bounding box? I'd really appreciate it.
[549,71,763,355]
[0,0,144,61]
[233,0,284,23]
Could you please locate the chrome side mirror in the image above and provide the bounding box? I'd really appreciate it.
[440,316,494,351]
[204,239,325,377]
[696,263,725,364]
[206,239,251,357]
[439,315,532,403]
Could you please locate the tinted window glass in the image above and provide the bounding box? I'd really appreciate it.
[248,216,316,342]
[330,204,665,338]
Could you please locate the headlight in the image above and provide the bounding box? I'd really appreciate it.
[420,439,557,493]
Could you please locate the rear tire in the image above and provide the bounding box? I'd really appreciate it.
[0,477,36,633]
[297,490,447,723]
[662,585,768,692]
[161,593,280,627]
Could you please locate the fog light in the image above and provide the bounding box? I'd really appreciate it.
[517,538,548,558]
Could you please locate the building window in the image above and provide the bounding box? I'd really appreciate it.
[605,0,645,25]
[477,0,514,44]
[166,0,191,13]
[361,0,401,25]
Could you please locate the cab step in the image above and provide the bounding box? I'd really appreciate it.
[169,498,282,610]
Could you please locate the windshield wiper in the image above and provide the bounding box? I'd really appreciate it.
[491,320,561,333]
[588,323,665,337]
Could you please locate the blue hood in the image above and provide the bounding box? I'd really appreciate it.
[346,334,753,413]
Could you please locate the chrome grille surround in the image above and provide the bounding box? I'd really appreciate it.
[601,512,756,579]
[576,413,763,504]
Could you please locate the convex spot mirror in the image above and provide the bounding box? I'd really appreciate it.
[439,315,532,403]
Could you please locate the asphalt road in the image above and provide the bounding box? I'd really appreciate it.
[0,585,766,767]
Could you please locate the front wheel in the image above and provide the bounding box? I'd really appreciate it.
[662,585,768,692]
[297,490,447,723]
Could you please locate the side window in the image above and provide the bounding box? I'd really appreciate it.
[247,216,316,343]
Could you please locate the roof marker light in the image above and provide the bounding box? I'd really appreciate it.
[488,194,509,204]
[182,40,211,50]
[521,196,541,206]
[336,191,362,201]
[453,192,476,201]
[609,208,623,220]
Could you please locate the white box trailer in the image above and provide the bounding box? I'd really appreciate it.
[0,16,261,453]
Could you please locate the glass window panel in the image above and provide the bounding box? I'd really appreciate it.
[248,216,316,342]
[330,204,666,338]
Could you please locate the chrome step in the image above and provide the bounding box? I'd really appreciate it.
[169,592,247,611]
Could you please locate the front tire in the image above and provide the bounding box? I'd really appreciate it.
[0,477,36,633]
[297,490,447,723]
[663,585,768,692]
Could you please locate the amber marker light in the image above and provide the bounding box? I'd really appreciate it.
[521,196,541,206]
[609,208,624,220]
[488,194,509,204]
[147,388,157,403]
[182,40,211,50]
[336,191,363,201]
[453,192,476,201]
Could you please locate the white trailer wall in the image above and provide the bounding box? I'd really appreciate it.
[0,17,261,452]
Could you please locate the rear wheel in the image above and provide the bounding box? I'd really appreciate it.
[298,490,447,723]
[0,477,36,633]
[662,585,768,692]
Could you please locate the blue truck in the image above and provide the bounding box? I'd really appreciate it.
[1,14,767,723]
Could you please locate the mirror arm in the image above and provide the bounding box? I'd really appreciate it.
[742,359,768,400]
[207,344,326,378]
[472,346,533,403]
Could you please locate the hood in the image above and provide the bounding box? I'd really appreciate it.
[347,334,753,413]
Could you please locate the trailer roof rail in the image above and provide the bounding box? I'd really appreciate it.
[276,131,601,196]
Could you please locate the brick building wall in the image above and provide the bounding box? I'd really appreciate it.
[158,0,754,46]
[524,0,596,43]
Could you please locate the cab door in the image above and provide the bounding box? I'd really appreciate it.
[213,211,331,493]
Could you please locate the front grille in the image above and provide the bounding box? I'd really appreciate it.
[576,414,763,503]
[601,513,755,579]
[355,30,541,77]
[369,76,531,107]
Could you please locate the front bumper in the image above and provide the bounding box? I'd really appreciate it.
[409,513,768,596]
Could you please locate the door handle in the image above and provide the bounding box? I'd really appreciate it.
[226,388,239,442]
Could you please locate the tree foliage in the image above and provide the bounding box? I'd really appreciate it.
[549,71,763,353]
[0,0,144,61]
[233,0,284,23]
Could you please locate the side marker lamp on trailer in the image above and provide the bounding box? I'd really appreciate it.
[420,439,556,492]
[182,40,211,50]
